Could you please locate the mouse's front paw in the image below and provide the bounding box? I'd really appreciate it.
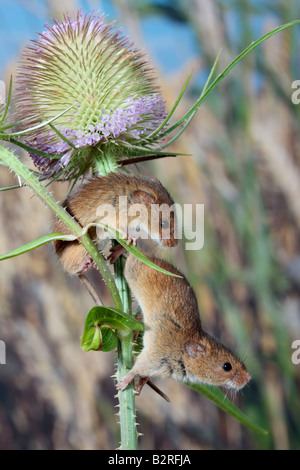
[126,236,137,247]
[76,256,97,274]
[118,230,137,246]
[107,244,126,264]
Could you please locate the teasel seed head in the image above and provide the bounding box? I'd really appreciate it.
[16,11,167,180]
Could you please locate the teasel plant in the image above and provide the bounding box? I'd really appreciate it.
[0,11,298,449]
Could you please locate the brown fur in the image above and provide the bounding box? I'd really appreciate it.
[53,173,177,274]
[118,254,251,391]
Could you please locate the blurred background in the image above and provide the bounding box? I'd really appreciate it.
[1,0,300,450]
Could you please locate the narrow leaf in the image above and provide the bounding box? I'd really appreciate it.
[82,223,182,278]
[160,50,221,149]
[0,117,36,131]
[117,241,182,278]
[145,72,193,140]
[118,153,189,167]
[48,122,76,149]
[160,21,300,139]
[8,138,62,159]
[0,182,26,191]
[186,382,268,435]
[5,104,76,137]
[120,140,189,157]
[0,232,76,261]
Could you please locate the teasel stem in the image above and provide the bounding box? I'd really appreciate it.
[0,144,138,448]
[0,144,122,309]
[113,240,138,450]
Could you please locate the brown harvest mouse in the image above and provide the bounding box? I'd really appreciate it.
[53,173,177,275]
[117,253,251,392]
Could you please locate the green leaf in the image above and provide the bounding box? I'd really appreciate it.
[0,219,182,278]
[83,223,182,278]
[82,323,118,352]
[48,121,76,149]
[81,306,143,352]
[120,141,190,158]
[0,232,76,261]
[3,103,76,137]
[160,50,221,149]
[0,115,40,131]
[186,382,268,435]
[145,72,193,141]
[0,182,26,191]
[8,138,62,159]
[119,241,182,278]
[159,20,300,140]
[0,170,66,192]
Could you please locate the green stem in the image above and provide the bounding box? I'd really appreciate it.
[114,244,138,450]
[94,147,119,175]
[0,145,137,447]
[0,144,122,309]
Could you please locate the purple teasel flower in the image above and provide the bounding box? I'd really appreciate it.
[15,11,167,179]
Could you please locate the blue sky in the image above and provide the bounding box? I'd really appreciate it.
[0,0,298,92]
[0,0,198,75]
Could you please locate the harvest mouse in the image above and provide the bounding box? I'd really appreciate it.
[118,253,251,392]
[52,173,177,275]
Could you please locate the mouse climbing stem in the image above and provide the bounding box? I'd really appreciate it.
[113,241,138,450]
[0,145,122,310]
[0,145,138,448]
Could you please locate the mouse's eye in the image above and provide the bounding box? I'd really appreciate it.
[160,220,169,229]
[222,362,232,372]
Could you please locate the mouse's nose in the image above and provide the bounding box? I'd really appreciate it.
[245,371,252,383]
[232,369,252,389]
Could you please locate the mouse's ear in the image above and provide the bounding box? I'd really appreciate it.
[184,340,207,359]
[132,189,156,205]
